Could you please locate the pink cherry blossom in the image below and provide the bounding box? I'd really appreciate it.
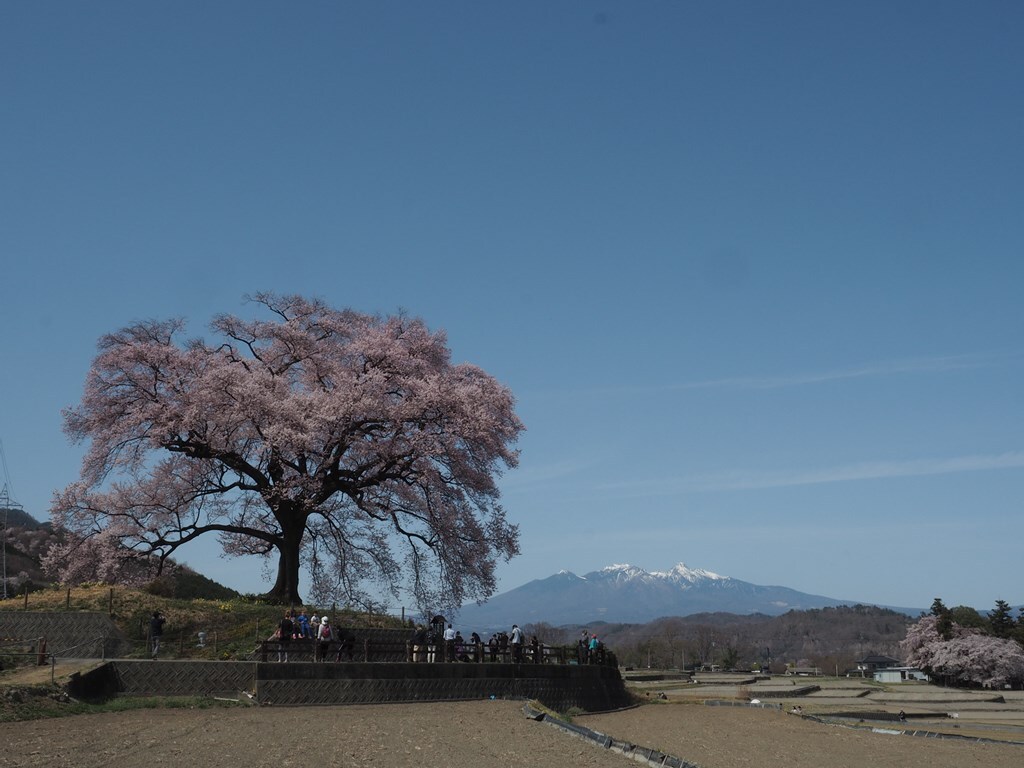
[46,294,523,609]
[901,614,1024,688]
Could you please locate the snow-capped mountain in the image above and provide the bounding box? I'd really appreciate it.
[454,562,861,630]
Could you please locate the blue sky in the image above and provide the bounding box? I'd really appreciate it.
[2,2,1021,613]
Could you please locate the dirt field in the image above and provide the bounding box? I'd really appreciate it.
[579,702,1024,768]
[2,699,1023,768]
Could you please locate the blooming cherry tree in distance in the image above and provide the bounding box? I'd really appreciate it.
[45,294,523,609]
[901,615,1024,688]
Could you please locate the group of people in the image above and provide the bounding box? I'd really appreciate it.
[410,623,484,663]
[577,629,606,665]
[412,622,550,663]
[149,607,608,667]
[274,608,353,662]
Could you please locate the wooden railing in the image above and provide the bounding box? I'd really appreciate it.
[255,637,615,666]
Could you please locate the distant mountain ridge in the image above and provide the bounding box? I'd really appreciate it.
[0,507,46,530]
[455,562,916,630]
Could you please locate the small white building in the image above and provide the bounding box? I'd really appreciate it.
[874,666,930,684]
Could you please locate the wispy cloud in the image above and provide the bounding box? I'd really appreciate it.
[562,350,1021,398]
[675,352,1016,392]
[499,458,596,492]
[599,451,1024,494]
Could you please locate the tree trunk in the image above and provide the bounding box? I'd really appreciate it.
[264,556,301,605]
[263,526,304,605]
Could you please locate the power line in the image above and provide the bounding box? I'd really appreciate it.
[0,440,15,502]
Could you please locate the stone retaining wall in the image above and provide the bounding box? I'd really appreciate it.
[69,659,630,712]
[113,660,256,697]
[255,661,628,711]
[0,611,130,658]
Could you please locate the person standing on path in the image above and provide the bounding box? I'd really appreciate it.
[278,611,294,662]
[411,625,427,662]
[510,624,523,663]
[296,609,311,639]
[316,616,333,662]
[579,629,590,664]
[443,623,457,662]
[150,611,166,659]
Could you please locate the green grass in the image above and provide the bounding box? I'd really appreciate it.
[527,699,587,723]
[0,585,409,661]
[0,684,242,723]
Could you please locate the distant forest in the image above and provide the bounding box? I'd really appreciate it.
[1,509,51,594]
[523,605,915,673]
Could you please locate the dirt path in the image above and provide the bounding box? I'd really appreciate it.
[0,661,100,687]
[1,699,1022,768]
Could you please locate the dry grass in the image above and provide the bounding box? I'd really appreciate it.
[0,585,406,661]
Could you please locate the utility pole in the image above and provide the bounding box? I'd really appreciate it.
[1,483,23,601]
[1,491,6,601]
[1,438,25,601]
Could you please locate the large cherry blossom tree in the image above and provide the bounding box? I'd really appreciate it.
[901,615,1024,689]
[45,294,523,609]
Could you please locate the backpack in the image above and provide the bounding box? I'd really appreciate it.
[320,624,332,640]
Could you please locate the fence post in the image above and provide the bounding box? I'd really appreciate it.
[214,632,218,655]
[23,586,28,610]
[66,587,71,609]
[108,587,114,617]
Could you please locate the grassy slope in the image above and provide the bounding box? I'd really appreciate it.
[0,585,407,661]
[0,586,409,721]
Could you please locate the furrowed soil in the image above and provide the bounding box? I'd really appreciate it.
[579,702,1024,768]
[1,699,1023,768]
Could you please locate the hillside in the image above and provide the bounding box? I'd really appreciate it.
[578,604,914,671]
[0,585,406,661]
[2,517,241,602]
[2,524,53,594]
[1,507,46,530]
